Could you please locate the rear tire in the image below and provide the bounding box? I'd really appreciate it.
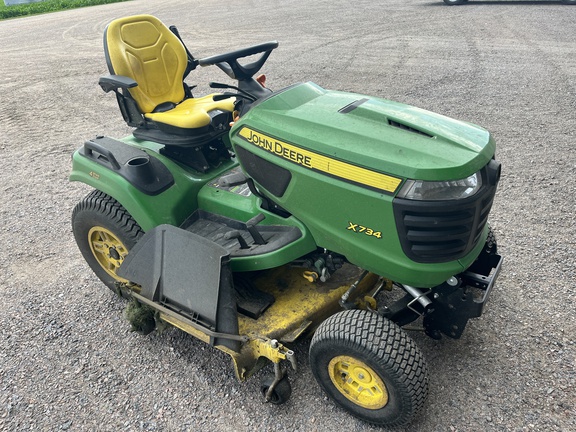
[72,190,143,292]
[309,310,428,427]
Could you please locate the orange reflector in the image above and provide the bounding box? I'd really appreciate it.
[256,74,267,87]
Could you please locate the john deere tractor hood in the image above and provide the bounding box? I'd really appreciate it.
[231,82,495,183]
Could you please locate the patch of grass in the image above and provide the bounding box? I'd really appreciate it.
[0,0,130,20]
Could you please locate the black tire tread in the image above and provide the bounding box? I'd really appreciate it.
[485,226,497,254]
[72,190,143,291]
[310,309,428,427]
[72,190,144,243]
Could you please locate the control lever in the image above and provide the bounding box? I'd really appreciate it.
[246,214,266,245]
[224,230,249,249]
[210,82,256,101]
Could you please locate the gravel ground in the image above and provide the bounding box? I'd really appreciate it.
[1,0,575,431]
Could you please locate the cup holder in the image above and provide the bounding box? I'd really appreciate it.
[127,156,150,166]
[126,155,155,183]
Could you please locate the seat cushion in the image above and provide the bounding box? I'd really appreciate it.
[145,94,236,130]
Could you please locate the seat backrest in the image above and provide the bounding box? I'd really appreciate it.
[104,15,187,114]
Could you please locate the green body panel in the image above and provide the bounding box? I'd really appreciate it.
[71,83,495,287]
[70,135,315,272]
[236,82,495,181]
[229,83,495,287]
[70,136,233,231]
[197,184,316,271]
[230,134,481,286]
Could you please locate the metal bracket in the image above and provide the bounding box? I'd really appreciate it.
[423,253,503,339]
[256,339,297,370]
[130,291,248,342]
[256,339,297,402]
[403,285,432,316]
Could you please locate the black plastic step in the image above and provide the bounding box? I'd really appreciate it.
[180,210,301,257]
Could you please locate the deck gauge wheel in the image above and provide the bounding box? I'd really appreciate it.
[260,375,292,405]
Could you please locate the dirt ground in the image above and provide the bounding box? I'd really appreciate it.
[0,0,574,431]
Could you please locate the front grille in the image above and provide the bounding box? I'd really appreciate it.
[393,161,499,263]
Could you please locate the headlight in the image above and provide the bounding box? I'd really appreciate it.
[397,172,482,201]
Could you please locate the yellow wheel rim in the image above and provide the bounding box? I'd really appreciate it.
[328,355,389,410]
[88,226,129,282]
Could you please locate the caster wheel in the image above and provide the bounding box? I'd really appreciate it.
[260,375,292,405]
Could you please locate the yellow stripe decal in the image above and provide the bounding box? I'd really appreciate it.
[238,127,402,194]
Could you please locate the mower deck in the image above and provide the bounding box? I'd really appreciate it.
[143,263,380,381]
[237,265,378,342]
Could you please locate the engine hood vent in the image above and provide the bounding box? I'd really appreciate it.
[388,119,434,138]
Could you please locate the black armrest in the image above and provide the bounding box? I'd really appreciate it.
[99,74,138,93]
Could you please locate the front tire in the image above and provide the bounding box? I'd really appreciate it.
[309,310,428,427]
[72,190,143,292]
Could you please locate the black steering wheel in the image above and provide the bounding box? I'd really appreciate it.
[198,41,278,80]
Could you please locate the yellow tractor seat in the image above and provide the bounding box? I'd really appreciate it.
[145,94,234,131]
[99,14,235,147]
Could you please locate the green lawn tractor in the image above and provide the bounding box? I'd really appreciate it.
[70,15,503,427]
